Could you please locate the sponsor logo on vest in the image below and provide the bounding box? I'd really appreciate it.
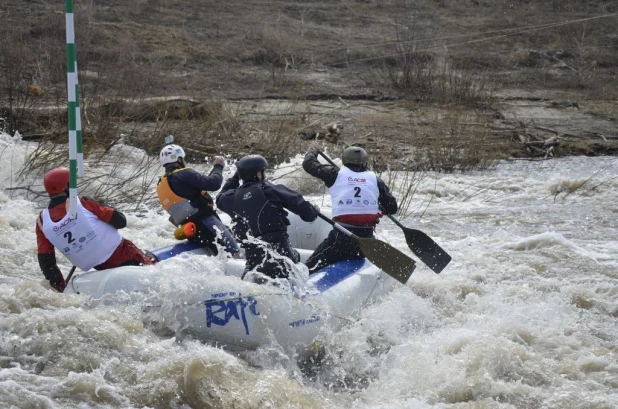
[79,236,86,243]
[53,217,75,232]
[243,192,253,200]
[348,177,366,182]
[338,200,344,205]
[346,199,353,204]
[363,200,369,205]
[63,247,70,253]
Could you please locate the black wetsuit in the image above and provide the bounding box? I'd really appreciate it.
[216,175,318,279]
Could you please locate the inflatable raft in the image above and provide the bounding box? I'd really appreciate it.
[63,213,404,356]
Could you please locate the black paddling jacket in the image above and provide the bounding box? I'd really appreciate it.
[165,165,223,209]
[216,176,318,241]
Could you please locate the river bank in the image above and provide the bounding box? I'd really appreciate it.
[1,1,617,169]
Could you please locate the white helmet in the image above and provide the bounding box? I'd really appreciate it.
[160,144,185,166]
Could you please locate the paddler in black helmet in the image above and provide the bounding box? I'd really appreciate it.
[216,155,319,282]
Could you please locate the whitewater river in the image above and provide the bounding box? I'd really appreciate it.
[1,133,617,408]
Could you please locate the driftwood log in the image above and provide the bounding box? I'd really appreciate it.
[515,119,562,158]
[523,136,559,158]
[298,123,341,143]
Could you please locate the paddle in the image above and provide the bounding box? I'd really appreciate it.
[385,215,451,274]
[62,265,77,293]
[315,150,451,273]
[316,212,416,285]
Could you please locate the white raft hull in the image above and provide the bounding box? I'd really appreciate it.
[64,213,400,355]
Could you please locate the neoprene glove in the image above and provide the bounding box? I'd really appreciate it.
[213,156,226,167]
[49,273,66,292]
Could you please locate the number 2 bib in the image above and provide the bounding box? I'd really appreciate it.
[41,199,122,271]
[330,166,379,217]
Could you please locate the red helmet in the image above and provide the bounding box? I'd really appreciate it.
[43,167,70,195]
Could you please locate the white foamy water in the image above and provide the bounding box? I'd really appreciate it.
[1,132,617,408]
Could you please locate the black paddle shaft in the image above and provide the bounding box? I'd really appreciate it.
[315,150,451,274]
[62,265,77,293]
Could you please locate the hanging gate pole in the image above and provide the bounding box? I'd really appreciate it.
[65,0,84,218]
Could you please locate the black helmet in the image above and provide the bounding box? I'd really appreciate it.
[237,155,268,181]
[342,146,369,168]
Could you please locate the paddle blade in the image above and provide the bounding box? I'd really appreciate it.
[404,229,451,274]
[356,236,416,284]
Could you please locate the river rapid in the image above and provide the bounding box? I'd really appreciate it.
[1,133,617,409]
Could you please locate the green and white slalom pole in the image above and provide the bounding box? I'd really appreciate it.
[65,0,84,218]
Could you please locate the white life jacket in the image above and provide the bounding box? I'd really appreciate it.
[40,199,122,271]
[330,166,380,217]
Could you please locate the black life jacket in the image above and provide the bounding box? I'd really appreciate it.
[232,183,288,240]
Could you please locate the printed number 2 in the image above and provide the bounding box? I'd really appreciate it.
[353,187,361,197]
[64,231,75,244]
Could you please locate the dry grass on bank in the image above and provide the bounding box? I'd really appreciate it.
[2,0,617,206]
